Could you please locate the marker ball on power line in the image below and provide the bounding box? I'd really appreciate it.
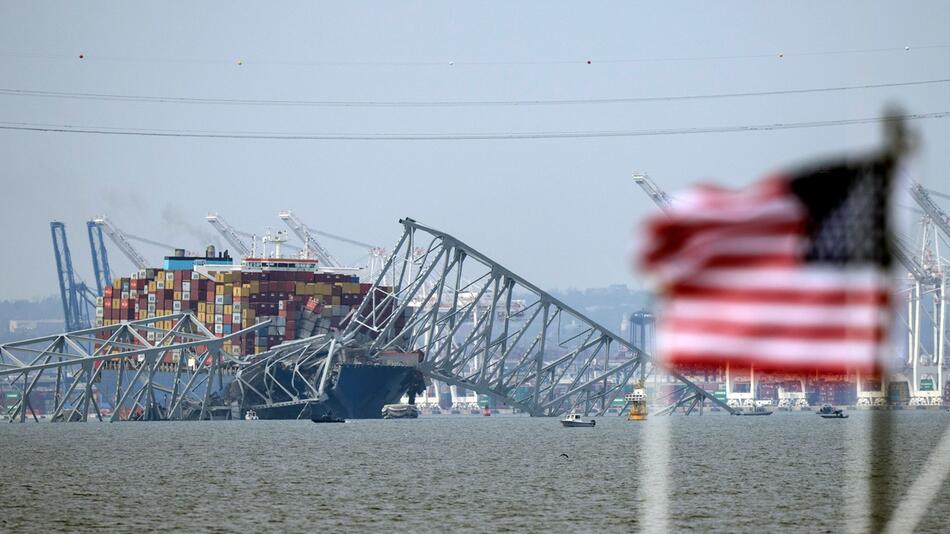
[236,59,244,66]
[586,59,591,64]
[905,46,911,51]
[449,61,454,66]
[778,52,784,58]
[79,54,84,59]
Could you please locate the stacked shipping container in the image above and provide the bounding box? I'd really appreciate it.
[96,266,391,361]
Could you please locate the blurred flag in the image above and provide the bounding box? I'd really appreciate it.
[640,155,897,373]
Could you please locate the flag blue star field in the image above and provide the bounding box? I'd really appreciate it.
[640,155,897,373]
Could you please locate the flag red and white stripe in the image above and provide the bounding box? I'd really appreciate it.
[640,175,891,373]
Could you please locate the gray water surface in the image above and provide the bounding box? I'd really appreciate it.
[1,411,947,532]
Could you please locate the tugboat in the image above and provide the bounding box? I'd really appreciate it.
[625,382,649,421]
[817,404,849,419]
[311,409,346,423]
[560,412,596,427]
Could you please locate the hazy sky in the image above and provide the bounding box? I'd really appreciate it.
[1,2,948,300]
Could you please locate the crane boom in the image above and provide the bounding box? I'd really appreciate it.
[633,173,673,212]
[278,210,341,267]
[91,216,149,269]
[205,213,252,257]
[909,182,950,241]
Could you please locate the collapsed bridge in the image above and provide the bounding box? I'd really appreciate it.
[0,218,733,422]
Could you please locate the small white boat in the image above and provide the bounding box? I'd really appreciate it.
[560,412,596,428]
[244,410,259,421]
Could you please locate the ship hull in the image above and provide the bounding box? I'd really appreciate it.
[251,363,418,420]
[94,363,417,420]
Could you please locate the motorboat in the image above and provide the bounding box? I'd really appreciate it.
[732,405,774,416]
[560,412,596,427]
[311,410,346,423]
[817,404,848,419]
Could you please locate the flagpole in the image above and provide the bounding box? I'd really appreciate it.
[868,107,912,533]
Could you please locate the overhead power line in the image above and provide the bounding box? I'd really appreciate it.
[1,78,948,108]
[0,111,947,141]
[1,43,949,67]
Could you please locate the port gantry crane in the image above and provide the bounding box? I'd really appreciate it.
[50,222,96,331]
[205,213,253,257]
[905,181,949,406]
[278,210,342,267]
[632,173,673,213]
[90,216,150,270]
[85,221,112,296]
[279,209,390,280]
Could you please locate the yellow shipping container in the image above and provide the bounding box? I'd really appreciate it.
[216,285,224,296]
[233,286,242,297]
[332,296,341,306]
[174,291,182,301]
[111,299,120,309]
[343,282,360,294]
[224,304,232,315]
[249,281,260,293]
[113,279,121,290]
[315,283,332,296]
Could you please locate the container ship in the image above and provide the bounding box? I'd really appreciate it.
[93,247,423,420]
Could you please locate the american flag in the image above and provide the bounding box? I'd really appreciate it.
[641,155,897,373]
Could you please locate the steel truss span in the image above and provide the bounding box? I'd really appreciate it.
[0,314,267,422]
[345,218,734,417]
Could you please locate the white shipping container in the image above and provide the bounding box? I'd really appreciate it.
[157,281,165,290]
[182,281,191,291]
[96,307,104,317]
[182,291,190,300]
[172,301,182,311]
[214,324,223,334]
[215,295,224,305]
[147,294,156,303]
[215,314,224,323]
[232,313,241,323]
